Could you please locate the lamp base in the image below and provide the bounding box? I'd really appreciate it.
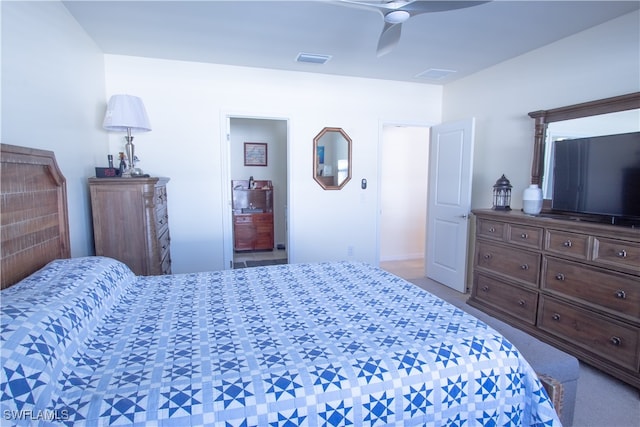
[121,168,145,178]
[125,135,136,174]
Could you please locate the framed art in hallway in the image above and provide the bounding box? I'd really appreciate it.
[244,142,268,166]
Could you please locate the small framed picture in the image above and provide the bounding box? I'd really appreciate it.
[316,145,325,164]
[244,142,268,166]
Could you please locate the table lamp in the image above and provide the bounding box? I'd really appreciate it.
[103,94,151,176]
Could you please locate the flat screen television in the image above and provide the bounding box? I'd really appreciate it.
[552,131,640,226]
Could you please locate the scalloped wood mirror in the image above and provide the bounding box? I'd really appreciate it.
[313,127,352,190]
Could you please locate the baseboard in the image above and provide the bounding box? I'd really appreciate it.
[379,254,424,262]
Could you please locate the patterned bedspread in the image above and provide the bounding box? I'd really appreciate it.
[1,257,561,426]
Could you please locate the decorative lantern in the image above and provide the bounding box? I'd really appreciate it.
[492,174,512,211]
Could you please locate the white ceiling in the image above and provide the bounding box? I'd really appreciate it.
[62,0,640,84]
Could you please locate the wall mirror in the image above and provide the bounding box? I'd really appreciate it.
[528,92,640,205]
[313,127,352,190]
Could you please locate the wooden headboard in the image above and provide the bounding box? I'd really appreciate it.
[1,144,71,289]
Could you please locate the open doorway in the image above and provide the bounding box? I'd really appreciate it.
[379,124,430,278]
[228,117,288,269]
[379,119,475,291]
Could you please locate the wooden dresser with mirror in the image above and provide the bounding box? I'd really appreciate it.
[468,92,640,389]
[232,179,274,251]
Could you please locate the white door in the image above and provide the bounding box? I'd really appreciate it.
[425,118,475,292]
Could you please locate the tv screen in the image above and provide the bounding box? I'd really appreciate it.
[552,131,640,223]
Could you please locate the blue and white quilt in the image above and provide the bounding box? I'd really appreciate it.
[1,257,561,426]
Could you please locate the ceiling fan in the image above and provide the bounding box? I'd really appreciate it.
[340,1,490,57]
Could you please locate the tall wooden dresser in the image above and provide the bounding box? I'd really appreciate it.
[468,209,640,389]
[89,177,171,275]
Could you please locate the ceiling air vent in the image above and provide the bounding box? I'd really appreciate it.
[296,53,332,65]
[415,68,457,80]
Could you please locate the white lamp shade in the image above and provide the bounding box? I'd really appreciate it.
[103,94,151,133]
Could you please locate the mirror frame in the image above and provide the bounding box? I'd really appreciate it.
[313,127,352,190]
[528,92,640,201]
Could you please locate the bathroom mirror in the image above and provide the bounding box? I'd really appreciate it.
[313,127,352,190]
[528,92,640,204]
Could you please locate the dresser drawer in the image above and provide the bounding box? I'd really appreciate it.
[545,229,591,260]
[473,273,538,324]
[155,204,169,233]
[539,296,640,371]
[475,241,540,286]
[593,237,640,275]
[158,228,171,260]
[234,214,252,224]
[543,257,640,321]
[507,224,543,250]
[154,185,168,207]
[252,213,273,224]
[256,223,273,233]
[255,234,274,250]
[476,218,506,241]
[161,252,172,275]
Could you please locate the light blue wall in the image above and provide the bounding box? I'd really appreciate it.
[1,0,108,257]
[3,2,638,271]
[1,1,442,272]
[101,54,442,272]
[443,10,640,211]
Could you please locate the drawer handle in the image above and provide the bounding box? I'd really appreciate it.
[552,313,561,321]
[617,249,627,258]
[563,240,572,248]
[488,227,496,233]
[520,264,529,270]
[483,253,493,260]
[518,299,526,306]
[615,290,626,299]
[481,286,489,292]
[610,336,622,346]
[555,273,565,281]
[520,233,528,239]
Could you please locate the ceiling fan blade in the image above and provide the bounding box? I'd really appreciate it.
[402,1,490,16]
[376,22,402,57]
[338,1,490,56]
[340,1,489,15]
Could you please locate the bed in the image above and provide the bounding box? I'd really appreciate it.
[0,143,561,426]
